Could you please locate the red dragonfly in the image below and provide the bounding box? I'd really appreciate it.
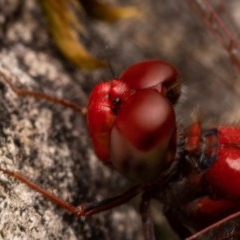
[1,1,240,240]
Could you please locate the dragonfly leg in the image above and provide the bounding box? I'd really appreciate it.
[140,191,156,240]
[0,70,86,115]
[0,167,143,216]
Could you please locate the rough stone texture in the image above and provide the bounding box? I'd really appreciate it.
[0,1,240,240]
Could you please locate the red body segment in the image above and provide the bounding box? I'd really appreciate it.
[179,125,240,231]
[218,126,240,146]
[185,122,201,153]
[205,126,240,200]
[185,197,237,229]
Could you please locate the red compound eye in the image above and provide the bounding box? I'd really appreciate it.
[120,60,181,105]
[110,89,176,182]
[87,60,179,181]
[87,80,132,165]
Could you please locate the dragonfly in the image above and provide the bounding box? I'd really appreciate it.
[0,0,238,239]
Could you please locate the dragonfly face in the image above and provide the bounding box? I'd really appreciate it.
[87,59,240,238]
[87,60,180,182]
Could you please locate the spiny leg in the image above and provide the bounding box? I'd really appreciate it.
[0,70,87,115]
[140,191,156,240]
[186,211,240,240]
[0,167,143,216]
